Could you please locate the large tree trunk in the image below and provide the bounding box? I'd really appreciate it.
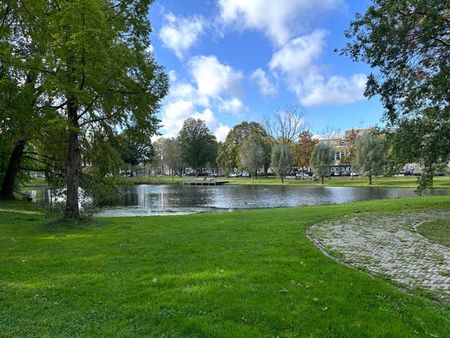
[368,173,372,185]
[65,99,80,219]
[0,140,26,199]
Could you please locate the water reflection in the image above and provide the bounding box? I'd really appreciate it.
[26,184,450,217]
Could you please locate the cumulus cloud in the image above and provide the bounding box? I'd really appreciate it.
[251,68,278,97]
[269,30,326,75]
[189,55,243,97]
[269,30,366,106]
[219,97,246,115]
[218,0,345,46]
[159,56,246,141]
[159,13,205,59]
[300,74,366,106]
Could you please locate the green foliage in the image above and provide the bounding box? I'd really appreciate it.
[239,140,265,179]
[218,122,272,172]
[353,131,387,185]
[1,198,450,336]
[1,0,168,216]
[310,143,334,183]
[270,144,292,183]
[177,118,218,172]
[118,129,154,167]
[153,137,184,176]
[344,0,450,189]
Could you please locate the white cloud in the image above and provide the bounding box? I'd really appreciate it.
[300,74,366,106]
[161,99,196,134]
[269,30,366,106]
[218,0,345,46]
[219,97,246,115]
[189,55,243,98]
[158,56,245,141]
[159,13,205,59]
[251,68,278,97]
[269,30,325,75]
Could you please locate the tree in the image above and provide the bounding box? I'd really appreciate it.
[239,140,265,182]
[270,144,292,183]
[119,129,154,168]
[217,121,272,173]
[344,0,450,189]
[340,129,361,166]
[154,137,183,176]
[352,131,386,185]
[310,143,334,184]
[1,1,169,218]
[178,118,217,174]
[293,131,318,172]
[263,105,305,144]
[0,2,48,199]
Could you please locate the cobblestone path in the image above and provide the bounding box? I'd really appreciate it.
[308,211,450,302]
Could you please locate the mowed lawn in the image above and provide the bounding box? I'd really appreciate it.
[121,174,450,188]
[1,198,449,337]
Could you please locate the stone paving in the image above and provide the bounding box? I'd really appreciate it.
[308,211,450,302]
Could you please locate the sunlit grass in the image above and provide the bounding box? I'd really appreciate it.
[1,197,450,336]
[417,219,450,247]
[24,175,450,189]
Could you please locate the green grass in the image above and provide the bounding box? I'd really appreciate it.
[417,219,450,247]
[118,175,450,188]
[24,175,450,189]
[1,197,450,336]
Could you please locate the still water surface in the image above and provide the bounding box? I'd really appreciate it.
[28,184,450,216]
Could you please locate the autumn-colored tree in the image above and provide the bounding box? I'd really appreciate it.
[340,129,361,165]
[293,131,318,171]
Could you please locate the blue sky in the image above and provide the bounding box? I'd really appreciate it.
[148,0,383,141]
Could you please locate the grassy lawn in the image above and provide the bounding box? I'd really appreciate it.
[23,175,450,189]
[417,219,450,247]
[1,197,450,336]
[117,175,450,189]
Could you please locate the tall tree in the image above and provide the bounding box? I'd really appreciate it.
[263,105,305,145]
[178,118,217,174]
[239,140,265,182]
[217,121,272,173]
[352,131,386,185]
[310,143,334,184]
[2,1,168,218]
[0,1,48,199]
[270,144,292,183]
[344,0,450,189]
[293,131,318,172]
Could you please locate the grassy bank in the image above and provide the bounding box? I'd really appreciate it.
[1,197,449,336]
[417,219,450,247]
[122,174,450,188]
[22,175,450,189]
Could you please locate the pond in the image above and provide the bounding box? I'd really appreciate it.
[27,184,450,217]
